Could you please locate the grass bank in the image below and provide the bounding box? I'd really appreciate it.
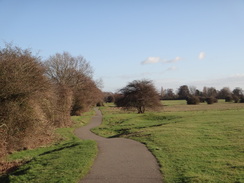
[92,101,244,183]
[0,110,97,183]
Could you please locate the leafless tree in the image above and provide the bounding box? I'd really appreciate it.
[203,87,217,97]
[115,80,162,113]
[189,86,197,96]
[45,52,102,117]
[45,52,93,87]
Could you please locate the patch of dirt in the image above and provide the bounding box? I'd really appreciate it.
[0,160,24,175]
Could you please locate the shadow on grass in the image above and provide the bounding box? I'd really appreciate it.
[38,142,80,156]
[0,142,80,182]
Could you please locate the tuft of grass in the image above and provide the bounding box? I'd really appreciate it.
[93,102,244,183]
[0,110,97,183]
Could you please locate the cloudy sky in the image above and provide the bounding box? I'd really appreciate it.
[1,0,243,92]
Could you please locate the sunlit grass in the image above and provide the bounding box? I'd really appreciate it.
[93,102,244,183]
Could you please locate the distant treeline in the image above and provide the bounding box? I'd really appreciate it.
[161,85,244,102]
[104,85,244,104]
[0,44,103,158]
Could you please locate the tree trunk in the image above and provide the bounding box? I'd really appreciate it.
[137,106,145,114]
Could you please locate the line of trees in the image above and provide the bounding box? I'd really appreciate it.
[161,85,244,104]
[0,44,103,158]
[103,84,244,110]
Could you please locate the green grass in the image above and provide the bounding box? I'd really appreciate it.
[93,102,244,183]
[0,110,97,183]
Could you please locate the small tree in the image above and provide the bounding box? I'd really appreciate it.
[233,87,243,98]
[115,80,162,113]
[206,97,217,104]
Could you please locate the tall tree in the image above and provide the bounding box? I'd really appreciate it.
[163,88,176,100]
[233,87,243,97]
[189,86,197,96]
[218,87,231,99]
[45,52,102,117]
[178,85,190,99]
[203,86,217,97]
[115,80,162,113]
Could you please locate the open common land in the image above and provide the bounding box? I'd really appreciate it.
[92,100,244,183]
[1,100,243,183]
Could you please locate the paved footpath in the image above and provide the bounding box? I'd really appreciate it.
[75,108,162,183]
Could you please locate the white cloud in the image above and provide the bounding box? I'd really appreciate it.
[198,52,206,60]
[141,56,182,64]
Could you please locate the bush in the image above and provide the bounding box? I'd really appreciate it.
[232,95,239,103]
[206,97,217,104]
[0,45,55,155]
[186,96,200,105]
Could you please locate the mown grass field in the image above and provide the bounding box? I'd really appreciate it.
[92,100,244,183]
[0,111,97,183]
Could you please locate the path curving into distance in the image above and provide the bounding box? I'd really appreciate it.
[75,108,162,183]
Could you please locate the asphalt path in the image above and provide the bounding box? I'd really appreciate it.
[75,108,162,183]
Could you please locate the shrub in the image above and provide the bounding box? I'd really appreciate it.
[232,95,239,103]
[206,97,216,104]
[186,96,200,105]
[0,45,55,155]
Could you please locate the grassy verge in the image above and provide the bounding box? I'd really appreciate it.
[93,102,244,183]
[0,110,97,183]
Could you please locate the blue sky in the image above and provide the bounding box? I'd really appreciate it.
[1,0,244,92]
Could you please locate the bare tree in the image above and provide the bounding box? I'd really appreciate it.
[203,87,217,97]
[45,52,102,117]
[115,80,162,113]
[189,86,197,96]
[45,52,93,87]
[162,88,176,100]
